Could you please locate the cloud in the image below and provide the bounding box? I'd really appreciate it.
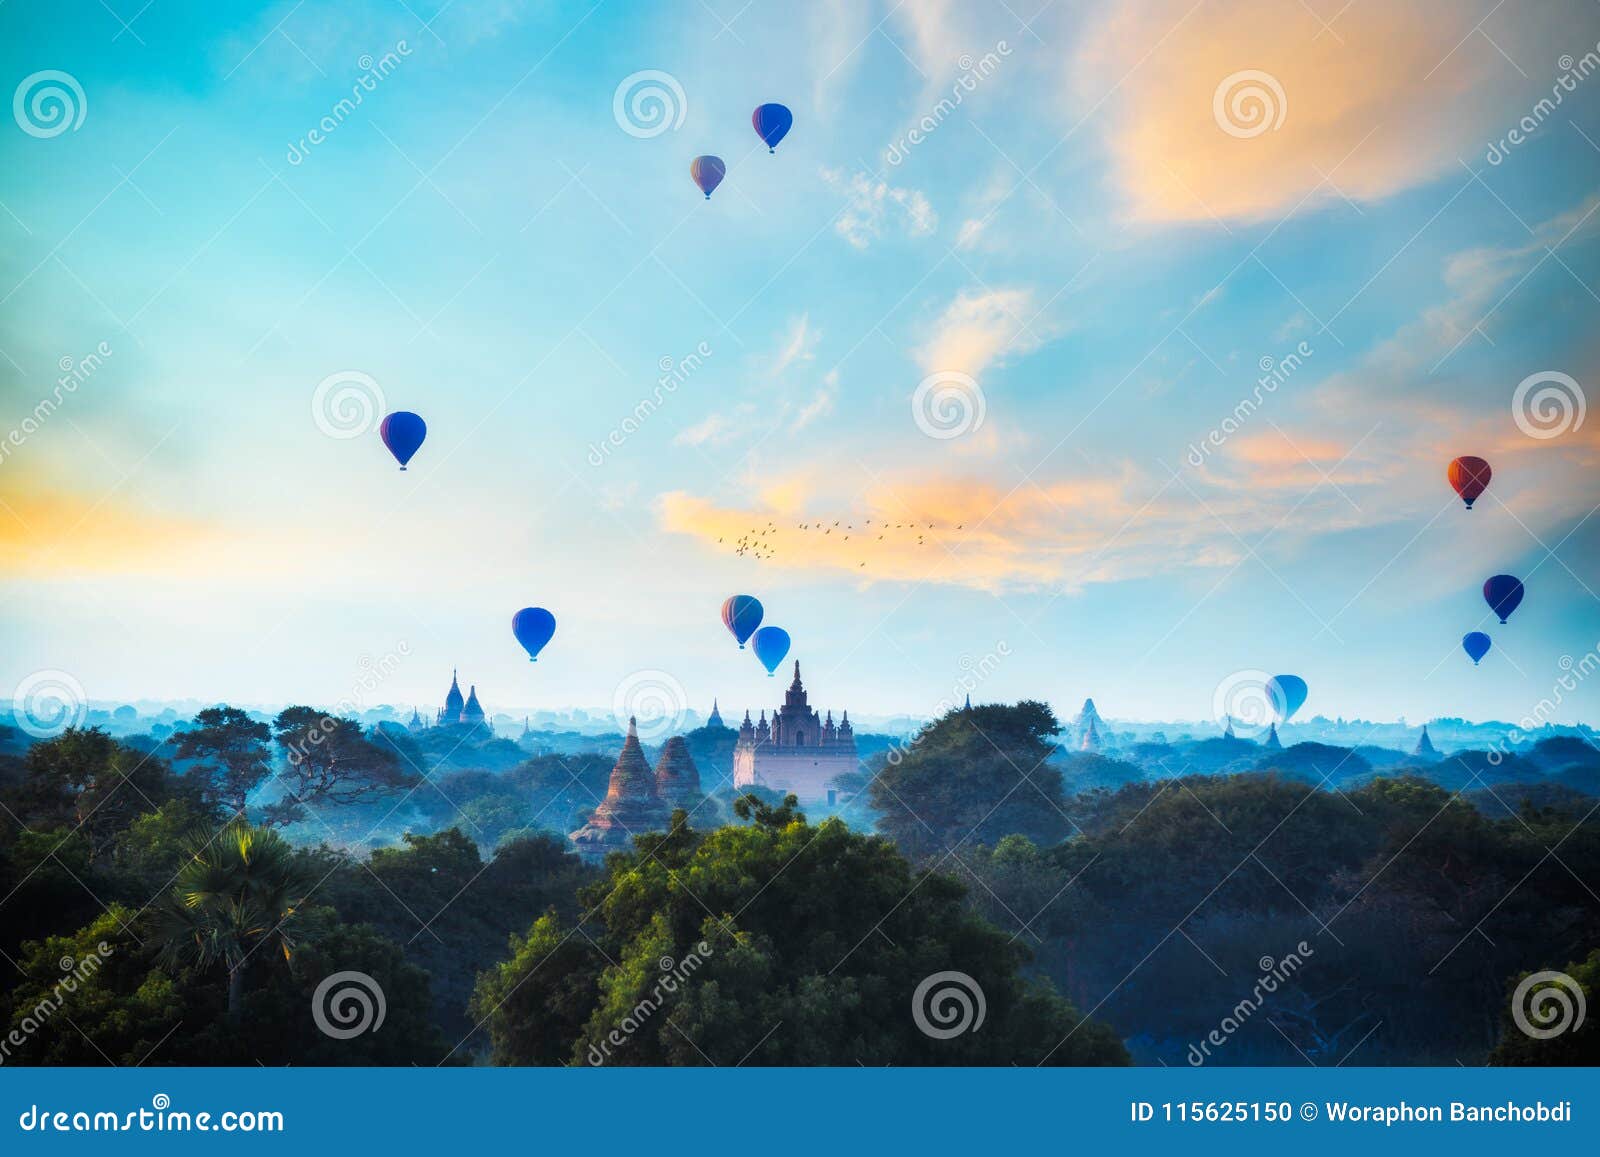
[918,288,1039,377]
[675,412,743,448]
[1077,0,1527,223]
[0,479,220,577]
[769,314,820,376]
[821,168,937,248]
[658,457,1376,593]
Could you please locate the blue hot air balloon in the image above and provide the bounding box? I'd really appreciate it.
[751,626,790,676]
[720,595,764,649]
[1483,575,1525,624]
[1463,631,1492,665]
[1267,674,1308,722]
[751,103,793,153]
[380,411,426,470]
[512,607,556,661]
[690,155,725,199]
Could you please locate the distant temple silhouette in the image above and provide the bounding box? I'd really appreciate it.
[407,669,492,734]
[733,661,857,806]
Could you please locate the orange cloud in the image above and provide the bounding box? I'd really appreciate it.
[1078,0,1517,223]
[0,481,220,577]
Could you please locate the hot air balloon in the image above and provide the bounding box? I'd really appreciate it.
[1463,631,1492,665]
[750,626,790,676]
[1447,456,1492,509]
[512,607,556,661]
[720,595,763,649]
[380,411,426,470]
[751,103,792,153]
[1267,675,1308,722]
[1483,575,1524,624]
[690,155,725,199]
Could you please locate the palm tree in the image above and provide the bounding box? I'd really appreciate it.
[155,820,313,1019]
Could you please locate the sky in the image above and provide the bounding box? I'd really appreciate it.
[2,0,1599,730]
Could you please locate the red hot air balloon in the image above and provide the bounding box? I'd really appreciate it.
[690,155,725,199]
[1448,456,1492,509]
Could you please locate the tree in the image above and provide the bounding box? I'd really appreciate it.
[154,820,313,1018]
[267,707,418,825]
[472,795,1128,1066]
[870,702,1072,859]
[1490,949,1599,1065]
[174,706,272,817]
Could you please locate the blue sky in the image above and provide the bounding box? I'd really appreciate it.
[2,0,1598,728]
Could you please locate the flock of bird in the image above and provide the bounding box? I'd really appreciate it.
[717,517,969,569]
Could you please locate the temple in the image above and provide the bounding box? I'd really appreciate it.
[1414,724,1437,757]
[732,661,858,806]
[569,717,702,860]
[406,670,494,734]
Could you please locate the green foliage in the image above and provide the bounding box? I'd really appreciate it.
[1490,949,1598,1065]
[173,706,272,817]
[474,795,1127,1066]
[870,702,1072,858]
[267,707,418,824]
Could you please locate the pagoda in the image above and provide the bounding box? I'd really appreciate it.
[654,735,703,807]
[569,717,671,859]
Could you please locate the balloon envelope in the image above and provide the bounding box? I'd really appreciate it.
[1462,631,1492,665]
[512,607,556,661]
[1483,575,1524,624]
[1447,456,1492,509]
[751,103,793,152]
[720,595,764,649]
[751,626,790,676]
[1267,675,1308,722]
[690,155,725,199]
[380,411,426,470]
